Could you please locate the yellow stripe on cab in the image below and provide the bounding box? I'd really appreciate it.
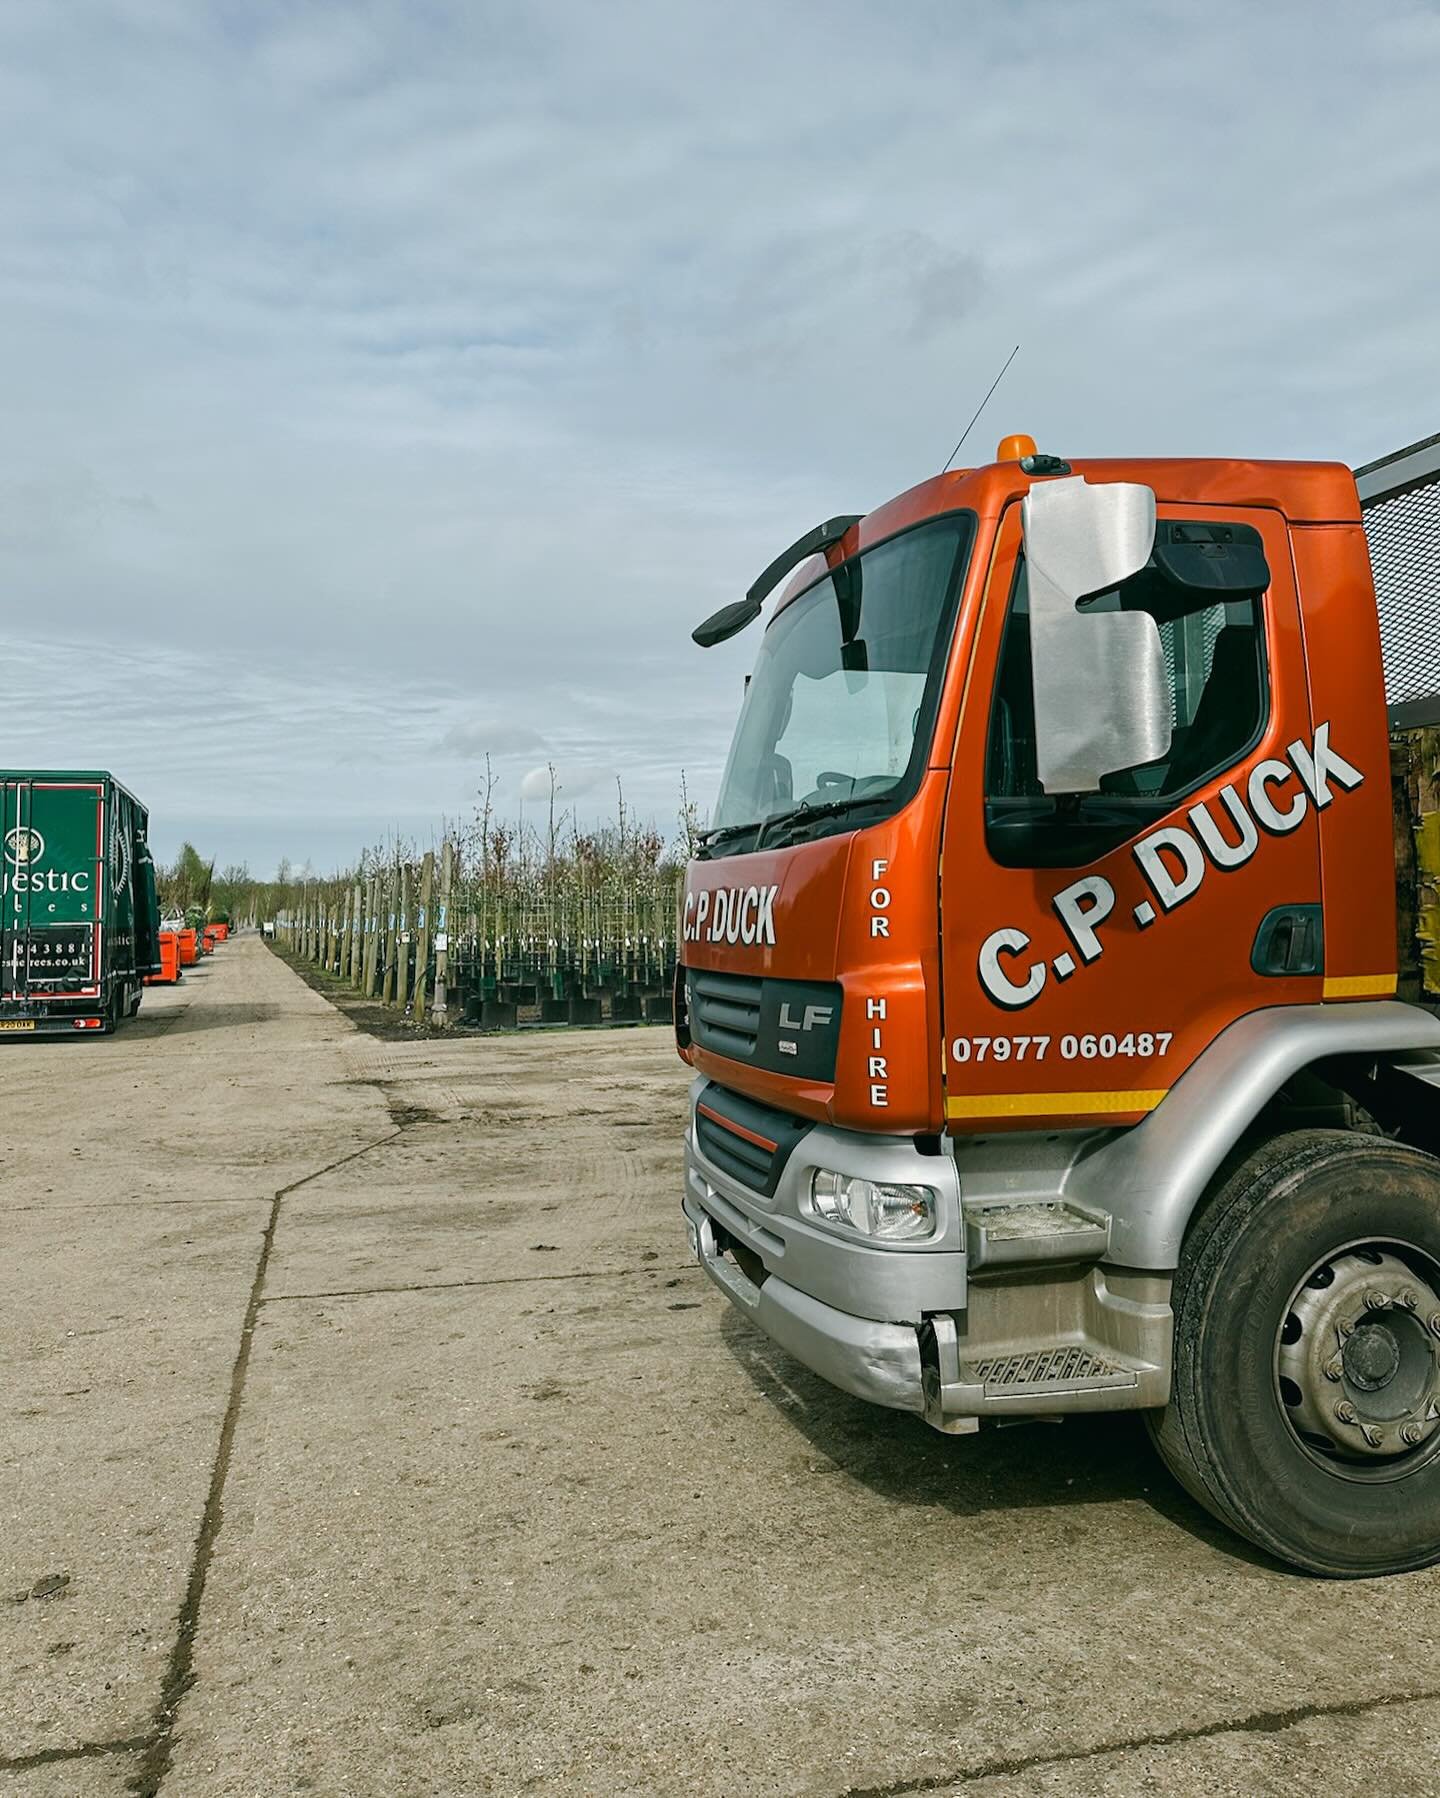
[945,1088,1168,1120]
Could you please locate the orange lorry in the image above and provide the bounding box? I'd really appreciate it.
[680,429,1440,1576]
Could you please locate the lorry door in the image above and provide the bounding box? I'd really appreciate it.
[2,779,105,1008]
[107,788,138,985]
[135,823,163,977]
[939,497,1325,1131]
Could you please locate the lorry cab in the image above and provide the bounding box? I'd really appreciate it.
[679,434,1440,1577]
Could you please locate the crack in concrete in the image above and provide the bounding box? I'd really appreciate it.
[4,1674,1434,1788]
[127,1126,402,1798]
[260,1263,700,1304]
[5,1197,281,1214]
[837,1684,1440,1795]
[0,1734,150,1775]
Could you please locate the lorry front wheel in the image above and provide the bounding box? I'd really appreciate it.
[1148,1129,1440,1577]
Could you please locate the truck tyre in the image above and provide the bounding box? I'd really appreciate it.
[1148,1128,1440,1577]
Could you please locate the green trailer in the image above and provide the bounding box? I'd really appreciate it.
[1,771,162,1036]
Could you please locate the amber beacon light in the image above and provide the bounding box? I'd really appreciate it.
[995,432,1037,462]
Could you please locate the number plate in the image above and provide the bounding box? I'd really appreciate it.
[0,1019,36,1032]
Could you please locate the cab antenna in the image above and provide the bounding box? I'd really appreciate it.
[941,343,1021,473]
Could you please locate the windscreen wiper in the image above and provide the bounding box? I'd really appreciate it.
[695,797,857,859]
[697,790,887,859]
[693,818,766,858]
[754,797,863,850]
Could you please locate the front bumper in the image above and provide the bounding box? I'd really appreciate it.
[683,1080,1173,1426]
[682,1083,967,1415]
[683,1193,927,1411]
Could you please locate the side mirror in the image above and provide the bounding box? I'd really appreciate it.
[1022,476,1172,795]
[693,597,762,648]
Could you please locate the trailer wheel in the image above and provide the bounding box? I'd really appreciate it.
[1147,1129,1440,1577]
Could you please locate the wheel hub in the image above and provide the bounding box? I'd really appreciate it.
[1276,1248,1440,1460]
[1344,1323,1401,1391]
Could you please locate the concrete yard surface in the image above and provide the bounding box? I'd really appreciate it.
[5,937,1440,1796]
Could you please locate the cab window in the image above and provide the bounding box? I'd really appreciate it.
[985,532,1269,868]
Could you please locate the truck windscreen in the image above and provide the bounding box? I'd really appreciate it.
[706,515,973,853]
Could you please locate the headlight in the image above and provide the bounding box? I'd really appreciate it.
[809,1170,937,1241]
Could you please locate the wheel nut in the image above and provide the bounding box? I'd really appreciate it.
[1362,1424,1384,1449]
[1431,1315,1440,1339]
[1335,1401,1357,1424]
[1339,1319,1355,1339]
[1402,1423,1424,1445]
[1402,1289,1421,1310]
[1324,1356,1345,1381]
[1365,1290,1392,1311]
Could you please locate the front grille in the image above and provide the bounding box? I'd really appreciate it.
[695,1106,775,1191]
[687,969,762,1061]
[692,1081,812,1198]
[684,968,843,1080]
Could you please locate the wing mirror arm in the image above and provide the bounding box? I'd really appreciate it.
[691,513,864,648]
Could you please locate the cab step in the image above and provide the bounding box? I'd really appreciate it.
[923,1336,1157,1427]
[963,1198,1110,1270]
[963,1344,1138,1397]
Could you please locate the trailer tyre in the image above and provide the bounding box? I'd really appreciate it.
[1148,1129,1440,1577]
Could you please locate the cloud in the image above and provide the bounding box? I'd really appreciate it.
[436,720,548,758]
[519,763,616,804]
[1,1,1438,869]
[0,467,157,551]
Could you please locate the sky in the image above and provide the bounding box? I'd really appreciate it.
[2,0,1439,875]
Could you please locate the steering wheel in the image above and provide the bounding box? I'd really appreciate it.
[807,772,898,805]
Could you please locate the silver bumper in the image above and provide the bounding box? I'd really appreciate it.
[683,1083,1172,1425]
[682,1192,926,1412]
[682,1091,967,1415]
